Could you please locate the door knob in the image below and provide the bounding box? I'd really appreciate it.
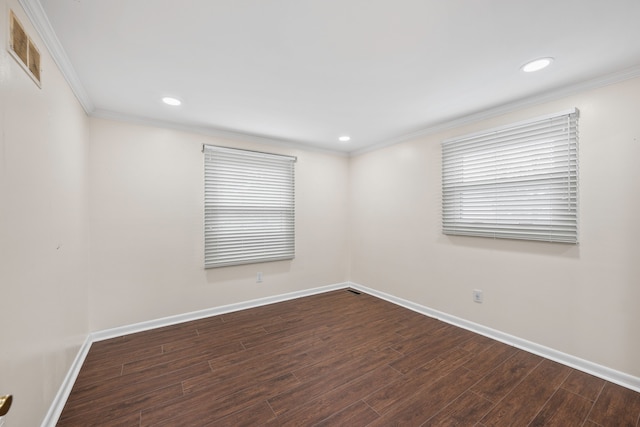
[0,395,12,416]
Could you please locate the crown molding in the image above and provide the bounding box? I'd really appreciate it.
[18,0,94,113]
[17,0,338,155]
[351,64,640,157]
[16,0,640,157]
[91,109,350,157]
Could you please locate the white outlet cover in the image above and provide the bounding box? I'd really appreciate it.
[473,289,483,303]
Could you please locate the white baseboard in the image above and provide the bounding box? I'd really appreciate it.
[41,282,349,427]
[348,282,640,394]
[43,280,640,426]
[40,335,93,427]
[91,282,348,342]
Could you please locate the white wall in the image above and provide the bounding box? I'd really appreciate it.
[0,2,90,426]
[2,2,640,424]
[88,118,350,330]
[349,76,640,378]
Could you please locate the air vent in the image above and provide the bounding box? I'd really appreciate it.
[9,10,41,86]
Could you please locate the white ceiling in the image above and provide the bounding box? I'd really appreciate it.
[24,0,640,153]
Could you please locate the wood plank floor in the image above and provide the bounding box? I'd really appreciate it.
[57,289,640,426]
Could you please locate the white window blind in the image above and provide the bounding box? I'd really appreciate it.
[442,108,579,243]
[204,145,296,268]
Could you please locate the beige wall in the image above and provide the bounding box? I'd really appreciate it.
[349,76,640,378]
[0,2,90,426]
[2,2,640,424]
[88,118,350,331]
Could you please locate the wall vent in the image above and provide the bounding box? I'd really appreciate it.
[9,10,41,86]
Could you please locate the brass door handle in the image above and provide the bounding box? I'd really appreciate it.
[0,395,12,416]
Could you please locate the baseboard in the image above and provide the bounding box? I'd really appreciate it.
[44,280,639,426]
[90,282,349,342]
[40,335,93,427]
[348,282,640,394]
[41,282,350,427]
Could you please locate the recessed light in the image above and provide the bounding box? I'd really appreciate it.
[162,96,182,106]
[521,57,554,73]
[339,136,351,142]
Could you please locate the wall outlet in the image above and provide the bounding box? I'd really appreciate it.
[257,272,263,283]
[473,289,483,303]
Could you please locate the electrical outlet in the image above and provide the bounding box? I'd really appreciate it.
[473,289,483,303]
[257,272,263,283]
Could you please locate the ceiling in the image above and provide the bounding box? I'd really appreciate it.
[23,0,640,153]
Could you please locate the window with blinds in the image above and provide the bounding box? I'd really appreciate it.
[442,108,579,243]
[204,145,296,268]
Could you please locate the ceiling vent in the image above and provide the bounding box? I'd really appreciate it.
[9,10,41,86]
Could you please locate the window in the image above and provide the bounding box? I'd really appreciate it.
[204,145,296,268]
[442,108,579,243]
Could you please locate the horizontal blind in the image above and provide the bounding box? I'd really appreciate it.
[442,108,579,243]
[204,145,296,268]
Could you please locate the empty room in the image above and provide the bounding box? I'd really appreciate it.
[1,0,640,426]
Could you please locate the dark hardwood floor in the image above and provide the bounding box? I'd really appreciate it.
[57,289,640,426]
